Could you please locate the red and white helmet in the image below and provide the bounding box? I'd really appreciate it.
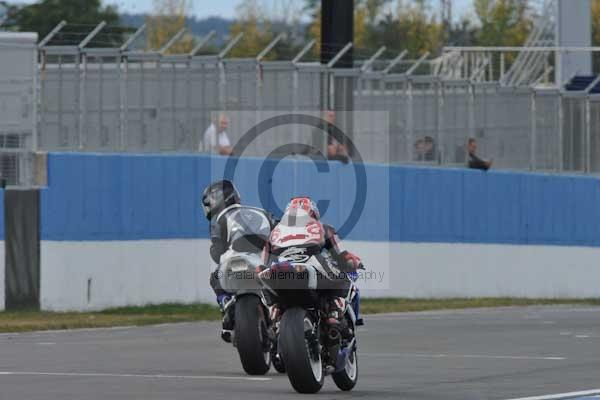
[285,197,320,220]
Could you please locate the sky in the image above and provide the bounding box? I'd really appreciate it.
[8,0,474,20]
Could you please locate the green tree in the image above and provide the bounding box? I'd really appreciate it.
[0,1,18,28]
[228,0,274,59]
[370,1,444,59]
[362,0,392,26]
[473,0,532,46]
[7,0,119,45]
[400,1,444,57]
[358,0,392,49]
[592,0,600,70]
[147,0,194,53]
[447,17,478,46]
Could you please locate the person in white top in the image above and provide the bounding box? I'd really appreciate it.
[203,113,233,155]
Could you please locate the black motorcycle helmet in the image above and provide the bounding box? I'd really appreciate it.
[202,180,241,220]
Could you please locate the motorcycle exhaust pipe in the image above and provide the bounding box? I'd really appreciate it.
[328,328,341,342]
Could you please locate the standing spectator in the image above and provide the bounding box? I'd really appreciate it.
[324,110,349,163]
[203,113,233,156]
[414,138,425,161]
[414,137,436,162]
[308,110,349,163]
[423,136,437,162]
[201,113,216,152]
[467,137,492,171]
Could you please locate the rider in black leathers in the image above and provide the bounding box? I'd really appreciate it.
[202,180,277,341]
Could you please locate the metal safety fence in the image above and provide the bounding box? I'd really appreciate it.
[0,33,37,186]
[34,46,600,173]
[5,21,600,186]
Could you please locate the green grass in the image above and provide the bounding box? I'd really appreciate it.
[0,304,221,333]
[360,297,600,314]
[0,298,599,333]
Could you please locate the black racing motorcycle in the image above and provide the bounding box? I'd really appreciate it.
[259,211,359,393]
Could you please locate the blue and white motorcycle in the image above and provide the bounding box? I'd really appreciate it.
[217,206,274,375]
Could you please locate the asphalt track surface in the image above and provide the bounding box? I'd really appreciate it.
[1,306,600,400]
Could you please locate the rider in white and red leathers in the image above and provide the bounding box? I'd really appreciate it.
[264,197,363,326]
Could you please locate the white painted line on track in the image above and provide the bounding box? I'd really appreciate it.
[362,353,566,361]
[0,371,271,382]
[504,388,600,400]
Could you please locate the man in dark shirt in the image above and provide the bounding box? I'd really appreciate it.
[322,110,349,163]
[467,138,492,171]
[423,136,436,162]
[414,138,425,161]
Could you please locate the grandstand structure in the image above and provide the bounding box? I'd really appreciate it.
[438,0,590,85]
[0,0,598,186]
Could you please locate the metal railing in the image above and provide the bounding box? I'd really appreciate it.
[0,32,37,186]
[5,20,600,186]
[439,46,600,86]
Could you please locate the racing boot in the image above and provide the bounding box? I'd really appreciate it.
[217,294,234,343]
[351,287,364,327]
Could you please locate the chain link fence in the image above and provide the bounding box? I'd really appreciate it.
[35,51,600,173]
[5,26,600,186]
[0,33,37,186]
[590,98,600,173]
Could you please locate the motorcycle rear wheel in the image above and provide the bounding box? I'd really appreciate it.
[234,295,271,375]
[279,307,324,394]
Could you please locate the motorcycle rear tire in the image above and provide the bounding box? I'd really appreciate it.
[234,295,271,375]
[279,307,324,393]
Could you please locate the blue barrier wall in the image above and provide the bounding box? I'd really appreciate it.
[41,152,600,246]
